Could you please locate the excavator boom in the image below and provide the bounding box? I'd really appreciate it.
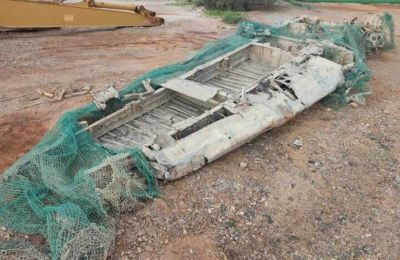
[0,0,164,29]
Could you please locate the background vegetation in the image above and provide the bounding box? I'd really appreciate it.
[193,0,277,10]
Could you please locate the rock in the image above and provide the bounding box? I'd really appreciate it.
[394,175,400,191]
[350,93,367,106]
[293,138,303,149]
[350,102,359,108]
[240,161,248,169]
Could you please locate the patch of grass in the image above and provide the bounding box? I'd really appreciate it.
[224,219,237,229]
[168,0,196,6]
[205,10,244,24]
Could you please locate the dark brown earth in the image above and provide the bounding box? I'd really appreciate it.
[0,1,399,259]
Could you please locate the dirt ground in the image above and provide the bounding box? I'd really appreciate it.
[0,0,399,259]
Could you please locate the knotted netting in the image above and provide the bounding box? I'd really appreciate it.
[0,13,394,259]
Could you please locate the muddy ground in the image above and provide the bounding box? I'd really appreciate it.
[0,1,399,259]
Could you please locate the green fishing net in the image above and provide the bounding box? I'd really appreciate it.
[0,12,394,259]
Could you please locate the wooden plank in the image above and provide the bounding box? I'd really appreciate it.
[143,115,174,131]
[161,106,188,120]
[218,73,250,84]
[169,99,204,115]
[167,100,201,116]
[211,78,242,90]
[165,104,197,118]
[211,79,242,91]
[246,60,272,71]
[224,69,259,83]
[86,88,173,137]
[205,81,236,93]
[207,84,233,94]
[152,108,175,120]
[99,136,130,148]
[124,123,145,134]
[113,129,142,146]
[147,111,174,125]
[231,67,264,78]
[178,42,256,80]
[239,62,271,74]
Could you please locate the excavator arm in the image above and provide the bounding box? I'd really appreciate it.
[0,0,164,29]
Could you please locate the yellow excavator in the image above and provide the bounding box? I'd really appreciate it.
[0,0,164,29]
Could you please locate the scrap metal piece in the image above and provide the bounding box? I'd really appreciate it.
[283,13,394,51]
[351,14,394,50]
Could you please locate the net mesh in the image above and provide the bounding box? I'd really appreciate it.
[300,0,399,3]
[0,13,394,259]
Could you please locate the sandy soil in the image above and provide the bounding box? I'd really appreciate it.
[0,1,399,259]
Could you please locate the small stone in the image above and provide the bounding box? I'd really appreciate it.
[293,138,303,149]
[152,143,161,151]
[1,226,6,231]
[350,102,359,108]
[314,161,321,168]
[136,247,142,253]
[183,229,187,235]
[239,161,248,169]
[189,248,194,255]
